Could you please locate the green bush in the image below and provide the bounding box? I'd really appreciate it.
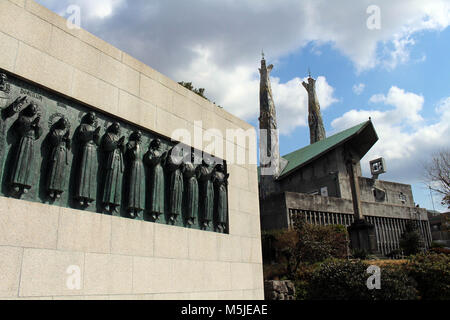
[297,222,348,264]
[404,253,450,300]
[305,259,418,300]
[290,215,348,267]
[431,241,445,249]
[261,230,288,264]
[294,255,450,300]
[261,217,349,279]
[429,247,450,255]
[352,248,369,260]
[386,249,403,259]
[373,266,418,300]
[263,263,288,281]
[399,221,423,256]
[294,263,319,300]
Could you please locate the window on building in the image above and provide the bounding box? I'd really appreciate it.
[399,192,407,204]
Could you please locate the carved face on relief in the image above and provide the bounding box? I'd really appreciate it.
[85,112,96,125]
[24,103,38,117]
[0,74,6,90]
[150,138,161,150]
[202,157,214,167]
[131,130,142,142]
[110,122,120,134]
[57,117,68,129]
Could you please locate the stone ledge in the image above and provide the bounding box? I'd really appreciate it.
[0,197,60,250]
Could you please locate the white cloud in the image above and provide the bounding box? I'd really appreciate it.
[34,0,450,211]
[36,0,450,133]
[367,86,425,125]
[437,96,450,113]
[353,83,366,95]
[175,49,338,135]
[272,76,338,135]
[44,0,126,20]
[301,0,450,72]
[382,34,416,70]
[331,87,450,184]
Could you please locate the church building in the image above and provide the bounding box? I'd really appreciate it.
[258,56,432,256]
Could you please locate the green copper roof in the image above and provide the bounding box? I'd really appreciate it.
[278,120,378,179]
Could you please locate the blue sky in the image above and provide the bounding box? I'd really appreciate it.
[267,28,450,211]
[268,27,450,155]
[37,0,450,211]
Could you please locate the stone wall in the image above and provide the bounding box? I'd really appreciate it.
[0,0,263,300]
[264,281,295,300]
[285,190,429,221]
[260,191,432,256]
[359,177,415,207]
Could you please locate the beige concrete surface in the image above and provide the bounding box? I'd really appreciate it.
[0,0,263,300]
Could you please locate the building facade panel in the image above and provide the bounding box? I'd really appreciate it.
[0,0,263,300]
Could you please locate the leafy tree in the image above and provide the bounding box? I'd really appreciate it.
[271,229,300,278]
[178,81,222,108]
[352,248,369,260]
[178,81,207,99]
[294,216,348,265]
[263,215,348,279]
[399,221,423,256]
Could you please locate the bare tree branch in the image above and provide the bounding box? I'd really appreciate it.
[424,149,450,208]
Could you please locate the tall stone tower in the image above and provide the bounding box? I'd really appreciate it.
[302,75,326,144]
[259,55,282,198]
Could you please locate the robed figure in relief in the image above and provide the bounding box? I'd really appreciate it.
[213,164,229,232]
[10,102,42,195]
[125,131,145,219]
[197,159,215,228]
[74,112,101,207]
[47,117,71,200]
[144,138,167,220]
[101,122,125,214]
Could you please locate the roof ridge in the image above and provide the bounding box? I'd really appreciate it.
[278,120,374,179]
[282,120,370,158]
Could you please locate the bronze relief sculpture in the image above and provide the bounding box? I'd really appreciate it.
[0,73,8,92]
[125,130,145,218]
[47,116,71,200]
[0,73,10,108]
[74,112,101,207]
[144,138,167,221]
[166,147,184,223]
[10,102,43,196]
[101,122,125,214]
[182,154,199,226]
[197,159,215,228]
[0,73,230,234]
[213,164,229,232]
